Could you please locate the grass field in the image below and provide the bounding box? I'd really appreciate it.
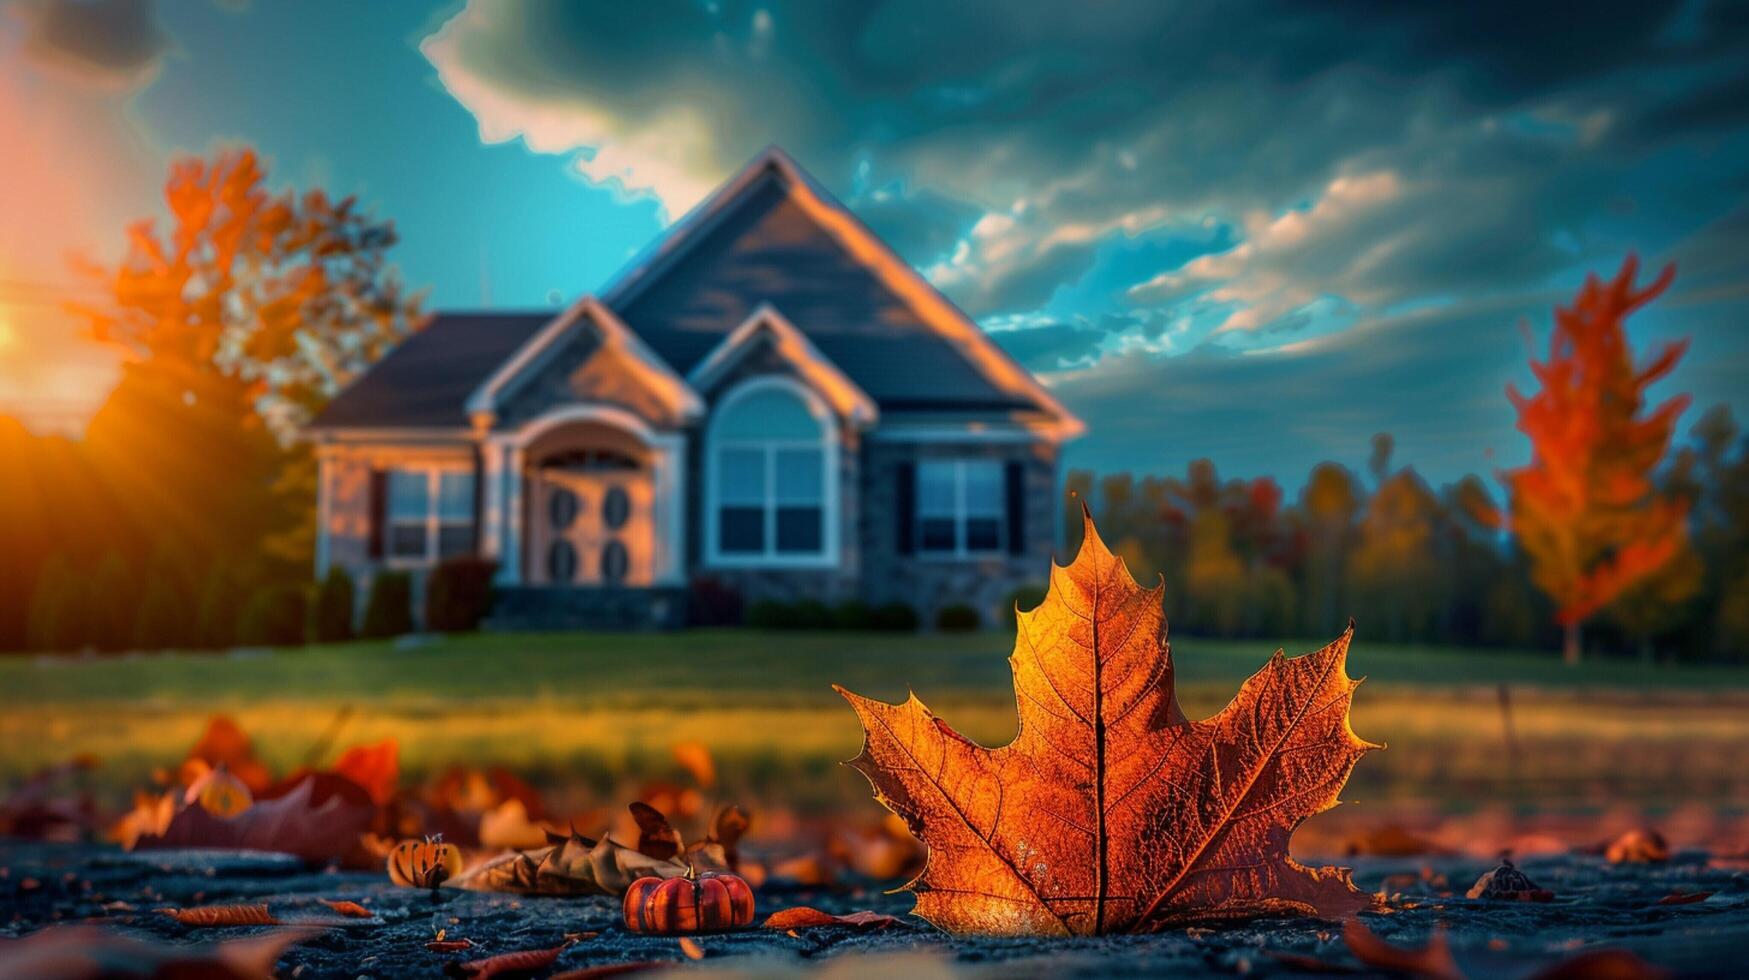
[5,629,1749,817]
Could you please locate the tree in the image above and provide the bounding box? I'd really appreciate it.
[25,554,85,653]
[1495,256,1692,664]
[312,566,357,644]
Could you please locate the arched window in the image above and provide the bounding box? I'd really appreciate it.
[707,378,837,565]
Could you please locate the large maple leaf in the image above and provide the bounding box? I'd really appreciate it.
[837,512,1380,935]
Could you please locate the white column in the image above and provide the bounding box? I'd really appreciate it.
[652,432,687,586]
[499,445,525,585]
[481,439,503,560]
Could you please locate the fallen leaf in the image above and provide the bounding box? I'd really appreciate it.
[1654,890,1712,905]
[133,775,374,864]
[1605,828,1670,864]
[678,937,705,960]
[1344,825,1440,858]
[320,899,373,918]
[1531,948,1670,980]
[480,798,554,851]
[453,831,689,896]
[836,511,1378,935]
[333,740,400,807]
[186,716,274,795]
[426,939,478,953]
[1465,859,1554,902]
[110,790,177,849]
[0,924,313,980]
[185,764,254,818]
[444,943,569,979]
[672,741,717,789]
[550,963,678,980]
[157,904,279,927]
[1343,920,1462,980]
[629,802,683,861]
[762,907,902,931]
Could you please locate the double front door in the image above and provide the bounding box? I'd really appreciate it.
[530,469,653,587]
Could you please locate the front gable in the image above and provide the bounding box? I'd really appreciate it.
[689,305,878,428]
[468,297,704,431]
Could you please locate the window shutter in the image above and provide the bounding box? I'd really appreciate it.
[895,461,915,556]
[1005,460,1026,556]
[470,452,485,555]
[368,469,387,560]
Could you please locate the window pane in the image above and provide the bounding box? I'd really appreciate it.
[715,387,821,440]
[437,471,475,520]
[776,505,823,553]
[966,517,1003,552]
[964,461,1004,517]
[919,517,957,553]
[917,461,956,517]
[774,448,823,503]
[719,449,766,504]
[389,523,427,559]
[388,470,428,520]
[437,524,473,558]
[719,506,764,553]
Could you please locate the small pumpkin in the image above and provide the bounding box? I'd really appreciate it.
[623,869,755,933]
[388,837,463,890]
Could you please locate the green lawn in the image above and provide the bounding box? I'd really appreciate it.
[5,630,1748,814]
[6,628,1747,710]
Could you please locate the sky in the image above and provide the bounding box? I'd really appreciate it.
[1,0,1746,490]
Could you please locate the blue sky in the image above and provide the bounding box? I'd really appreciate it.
[2,0,1746,491]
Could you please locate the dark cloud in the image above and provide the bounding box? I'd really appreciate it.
[21,0,169,88]
[989,320,1107,371]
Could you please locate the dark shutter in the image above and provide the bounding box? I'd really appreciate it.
[895,461,915,556]
[1005,460,1026,556]
[470,449,485,555]
[368,469,387,560]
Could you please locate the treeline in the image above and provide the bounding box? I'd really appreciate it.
[1062,409,1749,662]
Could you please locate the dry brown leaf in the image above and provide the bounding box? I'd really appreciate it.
[479,798,553,851]
[443,942,569,979]
[1605,828,1670,864]
[762,907,902,931]
[426,938,478,953]
[320,899,373,918]
[186,716,274,795]
[333,740,399,807]
[1531,948,1670,980]
[185,764,254,818]
[158,903,279,927]
[453,831,689,896]
[1654,890,1712,905]
[0,924,313,980]
[678,937,705,960]
[550,963,678,980]
[133,775,374,864]
[837,511,1377,935]
[1343,920,1463,980]
[629,802,683,861]
[672,741,717,788]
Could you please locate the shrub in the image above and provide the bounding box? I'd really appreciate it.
[312,566,357,644]
[1004,582,1049,627]
[195,562,250,649]
[869,601,920,632]
[426,558,497,633]
[831,599,873,630]
[237,584,309,647]
[935,603,982,632]
[132,575,192,651]
[687,577,744,627]
[745,599,794,629]
[360,571,414,639]
[26,554,85,652]
[791,599,832,629]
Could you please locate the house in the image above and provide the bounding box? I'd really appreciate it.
[305,147,1084,628]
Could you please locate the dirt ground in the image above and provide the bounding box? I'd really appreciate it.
[3,842,1746,978]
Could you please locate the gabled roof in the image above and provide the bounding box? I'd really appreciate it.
[466,296,703,426]
[689,304,878,428]
[607,147,1083,436]
[308,312,551,431]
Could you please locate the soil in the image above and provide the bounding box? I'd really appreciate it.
[3,842,1747,978]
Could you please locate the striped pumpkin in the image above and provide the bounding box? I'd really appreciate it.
[623,871,755,933]
[387,838,462,890]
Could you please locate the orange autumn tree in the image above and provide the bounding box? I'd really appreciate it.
[1499,256,1691,664]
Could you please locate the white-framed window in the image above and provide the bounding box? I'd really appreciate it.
[917,459,1005,557]
[707,378,837,566]
[386,466,476,564]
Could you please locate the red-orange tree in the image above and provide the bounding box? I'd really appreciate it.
[1500,256,1691,664]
